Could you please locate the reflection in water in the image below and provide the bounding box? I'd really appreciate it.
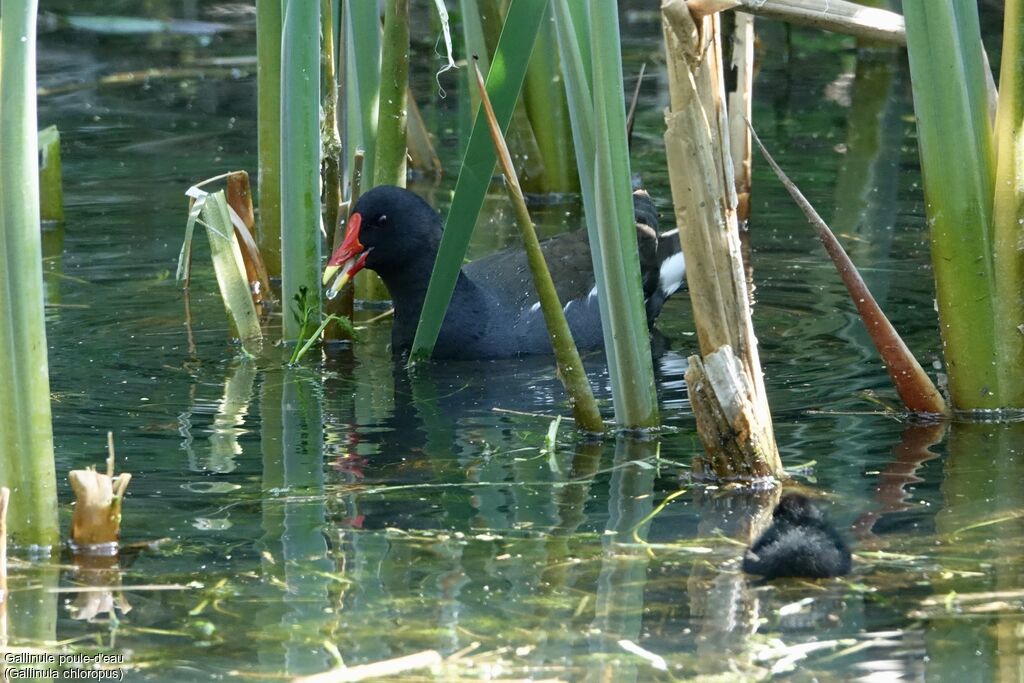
[589,438,658,683]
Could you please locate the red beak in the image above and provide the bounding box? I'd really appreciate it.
[323,213,371,297]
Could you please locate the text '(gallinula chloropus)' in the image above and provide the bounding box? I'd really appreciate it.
[322,185,687,359]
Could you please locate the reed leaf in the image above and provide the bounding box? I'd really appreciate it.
[410,0,548,361]
[474,60,603,433]
[281,0,322,341]
[752,127,947,415]
[903,1,1004,409]
[459,0,490,110]
[256,0,282,277]
[0,0,60,548]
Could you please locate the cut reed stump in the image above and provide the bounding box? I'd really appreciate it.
[69,433,131,548]
[662,1,782,480]
[686,347,777,478]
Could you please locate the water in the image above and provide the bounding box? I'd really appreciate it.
[10,2,1022,681]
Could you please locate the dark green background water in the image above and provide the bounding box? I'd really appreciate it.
[11,2,1022,681]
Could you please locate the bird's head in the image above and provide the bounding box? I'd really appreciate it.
[323,185,441,297]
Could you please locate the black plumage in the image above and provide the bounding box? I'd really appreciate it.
[742,493,852,579]
[324,185,687,359]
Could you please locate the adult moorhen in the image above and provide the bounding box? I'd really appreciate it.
[742,493,852,580]
[323,185,687,359]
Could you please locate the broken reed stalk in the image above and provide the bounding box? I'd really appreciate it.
[751,126,949,415]
[474,61,604,434]
[321,0,343,249]
[728,13,755,224]
[687,0,906,46]
[321,0,353,340]
[69,433,132,548]
[182,184,263,355]
[226,171,274,310]
[662,1,781,479]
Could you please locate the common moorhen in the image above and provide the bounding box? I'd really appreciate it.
[743,493,852,579]
[323,185,687,359]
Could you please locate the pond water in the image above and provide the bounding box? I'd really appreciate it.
[9,2,1022,681]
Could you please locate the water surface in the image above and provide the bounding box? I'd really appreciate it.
[11,3,1022,681]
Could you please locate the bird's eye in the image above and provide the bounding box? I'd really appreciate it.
[378,214,388,226]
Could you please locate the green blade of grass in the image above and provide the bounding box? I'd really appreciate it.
[409,0,549,361]
[0,0,60,548]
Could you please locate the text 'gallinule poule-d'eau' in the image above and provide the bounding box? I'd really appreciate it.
[323,185,687,359]
[742,493,852,580]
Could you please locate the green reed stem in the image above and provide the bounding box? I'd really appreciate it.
[0,0,60,548]
[558,1,659,428]
[372,0,409,187]
[256,0,283,278]
[904,0,1005,409]
[281,0,322,341]
[991,0,1024,407]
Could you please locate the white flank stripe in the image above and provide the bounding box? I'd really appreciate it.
[659,252,686,298]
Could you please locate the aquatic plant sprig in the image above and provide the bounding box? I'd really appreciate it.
[289,286,356,364]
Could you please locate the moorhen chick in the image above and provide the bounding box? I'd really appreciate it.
[323,185,687,359]
[742,493,852,580]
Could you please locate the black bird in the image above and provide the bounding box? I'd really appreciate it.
[323,185,686,359]
[742,493,852,579]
